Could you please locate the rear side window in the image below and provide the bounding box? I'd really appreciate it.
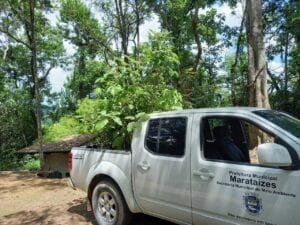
[145,117,186,157]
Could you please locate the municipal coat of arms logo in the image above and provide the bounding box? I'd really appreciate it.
[243,192,263,215]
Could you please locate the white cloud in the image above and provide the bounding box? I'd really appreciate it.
[48,67,70,92]
[198,2,244,28]
[268,60,284,75]
[45,10,59,27]
[48,40,75,92]
[140,14,160,43]
[63,40,77,57]
[216,2,244,27]
[45,9,74,93]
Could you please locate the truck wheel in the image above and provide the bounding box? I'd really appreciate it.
[92,180,131,225]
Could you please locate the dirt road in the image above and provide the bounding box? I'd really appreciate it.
[0,171,174,225]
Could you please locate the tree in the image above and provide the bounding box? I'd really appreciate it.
[287,0,300,117]
[245,0,270,108]
[262,0,300,117]
[49,32,182,149]
[61,60,109,115]
[28,0,44,168]
[148,0,235,107]
[96,0,151,57]
[0,0,65,169]
[0,86,36,170]
[60,0,110,100]
[225,52,248,106]
[0,0,43,166]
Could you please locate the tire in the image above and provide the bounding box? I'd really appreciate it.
[92,180,132,225]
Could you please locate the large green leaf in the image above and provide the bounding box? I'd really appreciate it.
[112,116,122,126]
[136,112,149,122]
[95,119,109,131]
[127,122,135,132]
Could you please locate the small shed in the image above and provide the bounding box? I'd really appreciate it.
[19,134,96,178]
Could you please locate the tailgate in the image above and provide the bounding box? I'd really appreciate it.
[69,147,87,191]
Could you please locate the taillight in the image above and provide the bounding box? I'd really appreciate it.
[67,152,72,170]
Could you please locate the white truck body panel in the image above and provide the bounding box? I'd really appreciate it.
[131,112,193,224]
[70,108,300,225]
[71,148,140,212]
[190,111,300,225]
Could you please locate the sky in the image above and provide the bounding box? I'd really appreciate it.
[48,2,283,92]
[48,40,76,92]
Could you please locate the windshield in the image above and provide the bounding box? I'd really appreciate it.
[254,110,300,139]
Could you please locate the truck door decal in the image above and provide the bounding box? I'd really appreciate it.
[243,192,263,215]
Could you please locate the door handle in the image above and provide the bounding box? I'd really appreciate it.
[137,162,150,171]
[193,169,214,180]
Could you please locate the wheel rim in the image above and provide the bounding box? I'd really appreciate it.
[98,191,117,223]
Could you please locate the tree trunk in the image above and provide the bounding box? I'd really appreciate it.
[245,0,270,149]
[78,47,86,99]
[284,32,289,99]
[115,0,128,56]
[191,5,202,72]
[231,8,246,106]
[29,0,44,170]
[245,0,270,109]
[135,0,140,60]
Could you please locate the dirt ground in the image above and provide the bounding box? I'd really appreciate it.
[0,171,174,225]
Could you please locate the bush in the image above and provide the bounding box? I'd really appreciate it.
[0,88,36,171]
[43,116,83,143]
[19,155,40,171]
[23,159,40,171]
[0,151,18,171]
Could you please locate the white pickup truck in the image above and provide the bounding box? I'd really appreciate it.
[68,108,300,225]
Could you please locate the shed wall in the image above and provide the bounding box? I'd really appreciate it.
[44,153,69,177]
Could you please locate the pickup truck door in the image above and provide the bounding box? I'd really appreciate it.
[132,115,192,225]
[191,113,300,225]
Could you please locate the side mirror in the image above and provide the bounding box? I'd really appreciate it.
[258,143,292,167]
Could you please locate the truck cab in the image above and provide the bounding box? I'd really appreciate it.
[70,108,300,225]
[132,108,300,225]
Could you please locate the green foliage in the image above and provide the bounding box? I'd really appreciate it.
[95,0,151,56]
[43,116,82,143]
[149,0,235,107]
[41,45,182,145]
[262,0,300,117]
[224,53,248,106]
[23,159,40,171]
[20,155,40,171]
[76,98,110,133]
[190,73,219,107]
[66,60,109,101]
[0,87,35,170]
[60,0,108,53]
[75,32,182,148]
[0,0,65,170]
[0,152,18,171]
[0,0,65,80]
[140,32,180,85]
[59,0,110,101]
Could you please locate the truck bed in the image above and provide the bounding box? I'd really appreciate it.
[70,147,132,193]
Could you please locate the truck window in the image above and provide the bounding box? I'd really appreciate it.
[145,117,186,157]
[201,117,289,165]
